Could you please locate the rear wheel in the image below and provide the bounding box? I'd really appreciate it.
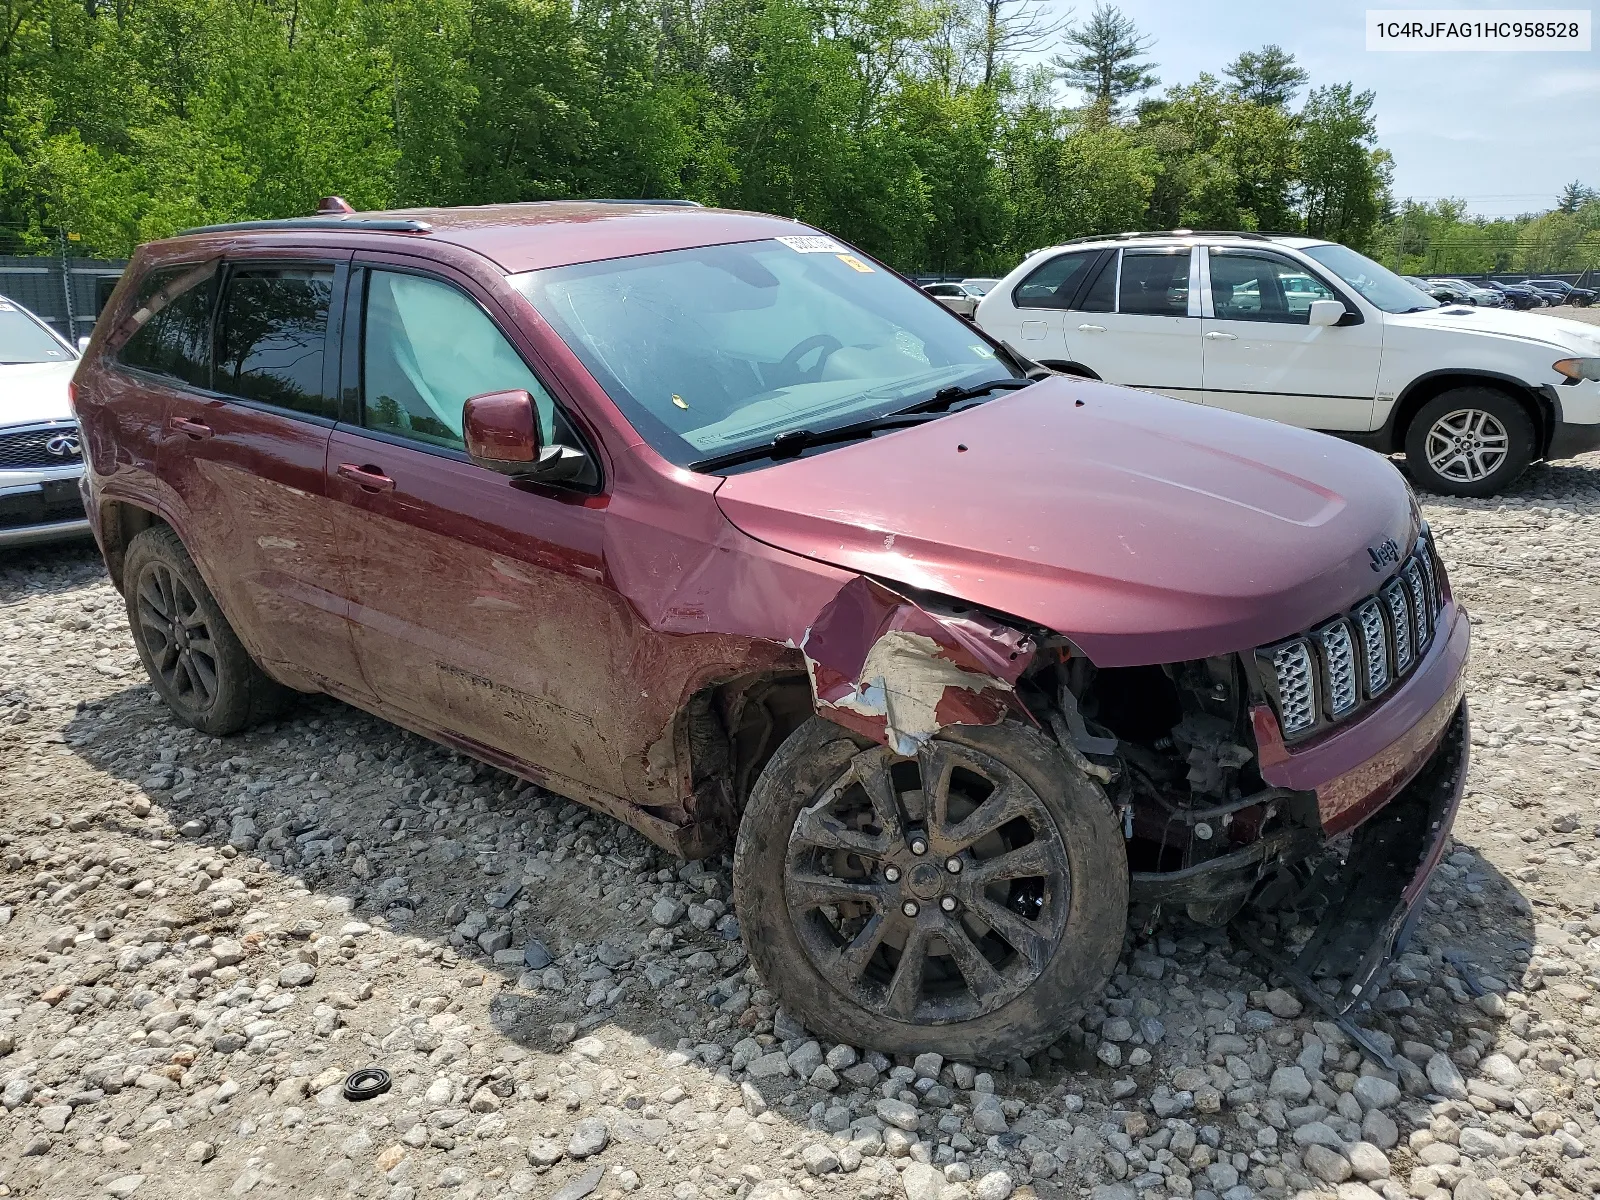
[1404,387,1535,498]
[733,717,1127,1061]
[123,525,289,735]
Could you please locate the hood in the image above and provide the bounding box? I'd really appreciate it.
[0,361,78,427]
[1388,305,1600,355]
[715,378,1417,667]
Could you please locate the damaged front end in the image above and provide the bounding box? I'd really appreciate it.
[797,562,1469,1026]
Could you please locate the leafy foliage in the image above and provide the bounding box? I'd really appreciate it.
[0,0,1396,272]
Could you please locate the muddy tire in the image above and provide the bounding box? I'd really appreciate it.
[733,716,1127,1061]
[123,525,289,735]
[1404,387,1535,497]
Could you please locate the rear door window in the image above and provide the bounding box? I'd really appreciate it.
[214,266,336,418]
[1013,251,1101,309]
[1118,249,1191,316]
[117,264,217,388]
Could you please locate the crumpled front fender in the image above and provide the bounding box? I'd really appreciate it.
[799,576,1037,754]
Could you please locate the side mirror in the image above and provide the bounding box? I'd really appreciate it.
[1307,300,1345,327]
[462,390,589,484]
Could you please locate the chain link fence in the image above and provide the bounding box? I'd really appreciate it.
[0,225,128,345]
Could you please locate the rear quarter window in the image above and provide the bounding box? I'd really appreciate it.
[116,262,218,389]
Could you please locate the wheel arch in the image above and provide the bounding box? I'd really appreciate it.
[96,498,172,592]
[1390,370,1553,459]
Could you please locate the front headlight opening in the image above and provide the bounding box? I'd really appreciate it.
[1553,357,1600,383]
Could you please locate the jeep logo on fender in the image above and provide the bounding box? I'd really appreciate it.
[1367,538,1401,572]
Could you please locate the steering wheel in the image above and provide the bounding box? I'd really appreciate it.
[777,334,843,384]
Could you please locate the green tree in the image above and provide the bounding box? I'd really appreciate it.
[1051,3,1157,109]
[1298,83,1389,249]
[1223,44,1307,108]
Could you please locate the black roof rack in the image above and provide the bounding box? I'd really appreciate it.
[177,217,432,236]
[1051,229,1279,247]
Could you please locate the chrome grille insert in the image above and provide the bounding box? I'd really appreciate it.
[1353,598,1389,696]
[1383,580,1413,673]
[1271,640,1316,736]
[1316,620,1359,717]
[1403,560,1430,648]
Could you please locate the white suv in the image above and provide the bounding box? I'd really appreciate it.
[1,295,88,547]
[974,232,1600,496]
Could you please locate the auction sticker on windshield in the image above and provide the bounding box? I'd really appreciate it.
[776,235,848,253]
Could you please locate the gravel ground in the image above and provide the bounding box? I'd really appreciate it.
[4,451,1600,1200]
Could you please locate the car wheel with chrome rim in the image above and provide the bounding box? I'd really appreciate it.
[1404,387,1534,498]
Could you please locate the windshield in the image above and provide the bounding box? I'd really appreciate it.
[1302,243,1439,314]
[0,299,74,364]
[511,238,1017,467]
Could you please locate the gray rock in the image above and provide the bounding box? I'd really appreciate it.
[1458,1127,1505,1158]
[826,1044,859,1071]
[876,1098,921,1131]
[566,1117,608,1159]
[1346,1142,1390,1181]
[551,1165,605,1200]
[913,1052,943,1079]
[105,1176,144,1198]
[801,1144,840,1175]
[1262,988,1303,1018]
[971,1094,1008,1134]
[1426,1053,1469,1101]
[1361,1107,1399,1150]
[279,962,316,988]
[1303,1144,1352,1184]
[527,1137,564,1167]
[1351,1076,1401,1111]
[522,940,553,970]
[975,1170,1015,1200]
[1453,1179,1493,1200]
[746,1052,791,1079]
[788,1040,823,1079]
[1268,1066,1312,1102]
[1293,1122,1344,1149]
[902,1162,944,1200]
[1102,1017,1134,1042]
[650,896,686,927]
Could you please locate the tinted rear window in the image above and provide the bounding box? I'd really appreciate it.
[214,267,335,417]
[117,264,217,387]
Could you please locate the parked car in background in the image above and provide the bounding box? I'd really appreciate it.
[1477,280,1544,310]
[1,294,90,548]
[975,230,1600,496]
[1427,278,1504,307]
[921,280,986,317]
[1525,279,1594,307]
[1519,280,1570,306]
[74,200,1470,1059]
[959,277,1000,297]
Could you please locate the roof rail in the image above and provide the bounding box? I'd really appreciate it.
[581,198,703,207]
[177,217,433,236]
[1048,229,1276,248]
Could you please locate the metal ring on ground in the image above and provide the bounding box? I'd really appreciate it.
[343,1067,392,1101]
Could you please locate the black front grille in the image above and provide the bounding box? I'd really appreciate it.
[0,478,85,531]
[0,425,82,469]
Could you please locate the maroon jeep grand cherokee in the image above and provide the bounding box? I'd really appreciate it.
[72,202,1468,1059]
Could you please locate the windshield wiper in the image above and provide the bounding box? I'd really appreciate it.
[691,412,944,472]
[691,376,1040,473]
[896,376,1035,415]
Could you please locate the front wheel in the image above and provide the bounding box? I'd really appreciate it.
[733,717,1127,1061]
[1403,387,1535,497]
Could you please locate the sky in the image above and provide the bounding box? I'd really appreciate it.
[1025,0,1600,217]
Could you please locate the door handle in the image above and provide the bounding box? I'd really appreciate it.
[338,463,396,493]
[169,416,213,439]
[1077,324,1105,333]
[1204,331,1238,341]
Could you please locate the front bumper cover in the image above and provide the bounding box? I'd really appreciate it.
[1233,700,1469,1062]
